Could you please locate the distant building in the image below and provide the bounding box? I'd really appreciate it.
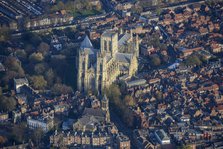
[126,79,147,88]
[27,116,54,132]
[154,129,171,145]
[14,78,29,93]
[77,29,139,93]
[73,95,110,132]
[0,113,9,122]
[12,111,22,123]
[116,133,131,149]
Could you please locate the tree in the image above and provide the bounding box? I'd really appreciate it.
[4,57,24,76]
[122,107,134,127]
[22,32,42,46]
[49,55,68,83]
[51,83,73,95]
[31,128,44,146]
[184,54,202,66]
[2,71,19,84]
[44,68,55,87]
[156,6,162,15]
[29,52,44,63]
[124,95,135,106]
[0,25,11,41]
[24,44,34,55]
[11,123,27,143]
[29,75,47,90]
[0,136,7,145]
[0,96,17,112]
[34,63,48,75]
[37,42,50,56]
[15,49,27,59]
[150,54,161,67]
[106,84,121,105]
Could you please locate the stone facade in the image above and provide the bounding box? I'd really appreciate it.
[77,29,139,93]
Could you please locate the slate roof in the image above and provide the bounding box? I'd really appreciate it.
[102,94,108,101]
[102,30,117,37]
[83,108,105,118]
[14,78,29,85]
[115,52,133,63]
[78,115,99,126]
[80,35,94,49]
[118,33,131,47]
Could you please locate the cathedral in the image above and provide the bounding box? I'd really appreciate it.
[77,29,139,93]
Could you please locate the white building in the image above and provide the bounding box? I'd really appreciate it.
[27,116,54,132]
[154,129,171,145]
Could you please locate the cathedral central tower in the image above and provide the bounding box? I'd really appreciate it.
[77,29,139,93]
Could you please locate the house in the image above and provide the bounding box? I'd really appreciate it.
[0,113,9,121]
[126,79,147,88]
[210,43,223,53]
[154,129,171,145]
[14,78,29,93]
[27,116,54,132]
[116,133,131,149]
[12,111,21,123]
[179,47,203,57]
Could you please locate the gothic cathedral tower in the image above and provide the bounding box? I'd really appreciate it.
[101,94,110,123]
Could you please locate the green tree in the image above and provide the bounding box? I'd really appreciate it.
[22,32,42,46]
[29,52,44,63]
[2,56,24,85]
[184,54,202,66]
[11,123,27,143]
[0,96,17,112]
[150,54,161,67]
[106,84,121,105]
[0,25,11,41]
[44,68,55,87]
[156,6,162,15]
[4,57,24,76]
[124,95,135,106]
[51,83,73,95]
[15,49,27,59]
[37,42,50,57]
[29,75,47,89]
[24,44,34,55]
[34,63,48,75]
[31,128,44,146]
[0,136,7,145]
[122,107,134,127]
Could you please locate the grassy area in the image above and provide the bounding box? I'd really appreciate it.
[71,9,102,18]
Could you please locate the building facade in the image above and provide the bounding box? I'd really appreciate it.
[77,29,139,93]
[27,116,54,132]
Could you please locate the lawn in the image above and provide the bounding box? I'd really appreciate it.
[71,9,102,18]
